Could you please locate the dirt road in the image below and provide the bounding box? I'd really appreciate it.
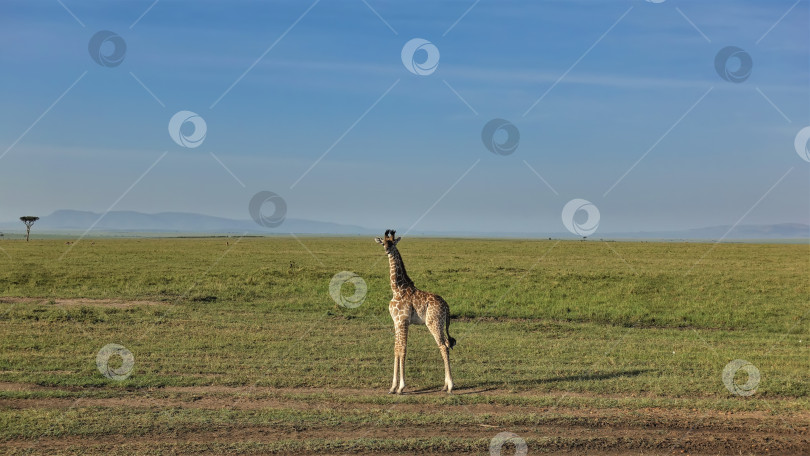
[2,383,808,455]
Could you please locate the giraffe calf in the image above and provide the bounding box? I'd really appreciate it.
[375,229,455,394]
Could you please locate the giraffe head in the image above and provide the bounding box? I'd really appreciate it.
[374,229,401,254]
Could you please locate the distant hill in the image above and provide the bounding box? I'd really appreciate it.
[674,223,808,240]
[0,210,373,235]
[0,210,806,240]
[602,223,809,240]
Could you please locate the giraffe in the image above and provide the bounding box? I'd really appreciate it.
[375,229,456,394]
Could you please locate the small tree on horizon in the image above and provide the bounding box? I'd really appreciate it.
[20,216,39,242]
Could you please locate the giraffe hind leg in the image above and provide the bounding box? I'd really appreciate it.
[427,316,454,393]
[439,345,453,393]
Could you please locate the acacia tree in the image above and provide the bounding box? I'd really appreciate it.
[20,216,39,242]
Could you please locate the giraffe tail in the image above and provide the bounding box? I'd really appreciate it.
[445,318,456,349]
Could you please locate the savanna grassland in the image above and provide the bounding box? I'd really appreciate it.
[0,237,808,455]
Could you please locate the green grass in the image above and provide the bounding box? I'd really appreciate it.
[1,237,807,330]
[0,237,807,454]
[1,306,807,397]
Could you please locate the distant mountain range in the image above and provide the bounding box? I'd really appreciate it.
[614,223,809,240]
[0,210,370,235]
[0,210,807,240]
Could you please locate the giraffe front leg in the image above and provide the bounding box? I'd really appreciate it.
[389,355,399,394]
[395,324,408,394]
[389,323,407,394]
[396,349,406,394]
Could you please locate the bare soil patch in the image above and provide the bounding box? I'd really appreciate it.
[2,384,808,455]
[4,422,808,455]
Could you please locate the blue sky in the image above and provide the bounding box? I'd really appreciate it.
[0,0,808,234]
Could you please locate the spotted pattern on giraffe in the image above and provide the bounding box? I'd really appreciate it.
[374,229,455,394]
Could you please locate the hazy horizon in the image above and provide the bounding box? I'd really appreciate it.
[0,208,807,241]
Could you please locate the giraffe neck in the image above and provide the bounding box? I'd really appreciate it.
[387,248,414,292]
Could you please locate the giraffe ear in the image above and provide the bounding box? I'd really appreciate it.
[374,237,384,244]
